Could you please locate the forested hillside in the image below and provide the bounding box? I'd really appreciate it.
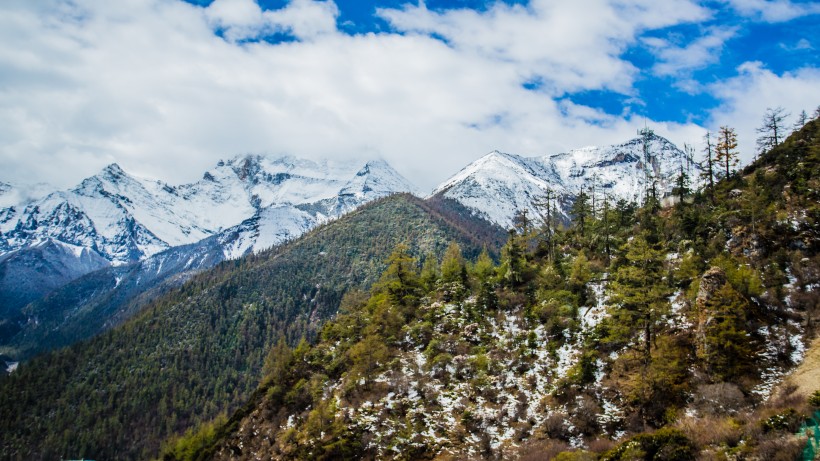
[0,194,505,461]
[166,120,819,460]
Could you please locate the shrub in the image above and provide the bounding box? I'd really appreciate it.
[809,390,820,408]
[602,427,696,461]
[553,450,597,461]
[760,408,802,433]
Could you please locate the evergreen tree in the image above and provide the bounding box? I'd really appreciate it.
[440,242,466,285]
[470,247,496,284]
[501,230,527,289]
[793,109,808,133]
[715,126,739,179]
[599,194,613,257]
[615,198,636,230]
[608,235,671,362]
[420,253,440,292]
[533,191,556,260]
[701,283,754,381]
[568,252,592,303]
[674,155,690,203]
[571,187,591,237]
[756,106,789,154]
[377,244,422,306]
[700,132,716,197]
[263,337,293,384]
[348,334,390,390]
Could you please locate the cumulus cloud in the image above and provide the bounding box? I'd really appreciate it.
[378,0,710,95]
[708,61,820,163]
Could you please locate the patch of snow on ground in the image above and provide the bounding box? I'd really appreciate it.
[555,341,579,379]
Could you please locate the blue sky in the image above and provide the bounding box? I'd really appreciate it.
[0,0,818,191]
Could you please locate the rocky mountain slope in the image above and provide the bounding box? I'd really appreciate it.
[433,132,696,229]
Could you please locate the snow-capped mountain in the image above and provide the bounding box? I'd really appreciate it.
[0,155,416,311]
[213,158,420,258]
[432,151,570,228]
[1,155,416,265]
[433,132,697,229]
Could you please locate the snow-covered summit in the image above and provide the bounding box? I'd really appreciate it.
[432,150,567,227]
[339,159,420,200]
[0,155,416,266]
[434,133,698,229]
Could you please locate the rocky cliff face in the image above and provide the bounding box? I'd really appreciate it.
[695,266,728,358]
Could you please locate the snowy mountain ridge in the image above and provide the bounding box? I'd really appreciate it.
[433,132,697,229]
[0,155,417,266]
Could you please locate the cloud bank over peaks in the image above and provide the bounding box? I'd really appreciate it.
[0,0,817,194]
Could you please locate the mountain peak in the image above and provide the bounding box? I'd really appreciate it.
[101,163,126,177]
[339,159,418,198]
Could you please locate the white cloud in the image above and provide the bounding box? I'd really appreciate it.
[0,0,744,194]
[644,27,737,80]
[708,61,820,164]
[723,0,820,22]
[206,0,339,41]
[378,0,710,95]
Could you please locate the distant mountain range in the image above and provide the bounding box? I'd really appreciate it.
[0,133,694,359]
[0,156,417,313]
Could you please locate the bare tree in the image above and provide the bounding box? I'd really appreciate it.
[756,106,789,154]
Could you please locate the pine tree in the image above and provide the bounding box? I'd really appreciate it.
[756,106,790,155]
[700,132,716,197]
[348,334,390,389]
[608,234,671,362]
[377,244,421,306]
[420,253,440,292]
[793,109,808,133]
[501,230,527,288]
[470,247,495,284]
[701,283,754,381]
[600,194,613,257]
[715,126,739,179]
[533,191,556,260]
[571,187,591,237]
[440,242,466,284]
[674,150,691,203]
[569,252,592,302]
[262,338,293,389]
